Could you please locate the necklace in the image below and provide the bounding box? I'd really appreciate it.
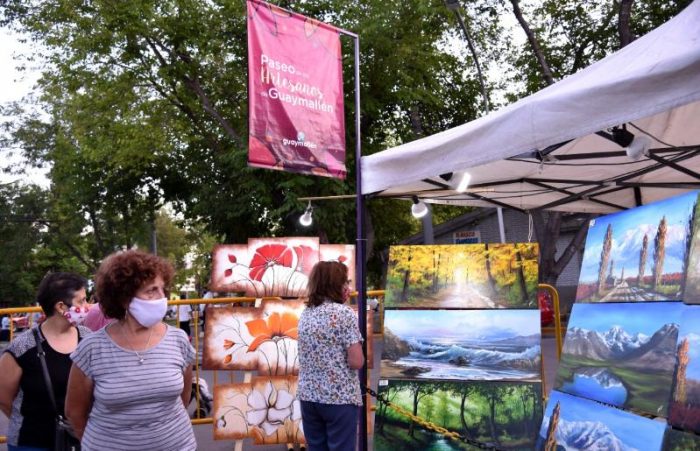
[119,322,155,364]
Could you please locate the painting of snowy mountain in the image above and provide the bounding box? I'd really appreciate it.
[669,306,700,433]
[576,191,699,302]
[381,310,541,382]
[556,302,682,416]
[537,391,666,451]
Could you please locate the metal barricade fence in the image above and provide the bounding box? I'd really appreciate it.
[0,287,560,444]
[0,292,387,443]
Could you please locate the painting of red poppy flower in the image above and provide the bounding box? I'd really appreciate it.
[248,237,320,297]
[210,245,265,295]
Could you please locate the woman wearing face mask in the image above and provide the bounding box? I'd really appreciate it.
[65,250,196,451]
[0,272,90,451]
[297,261,364,451]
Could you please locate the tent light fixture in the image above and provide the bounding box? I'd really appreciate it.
[611,125,635,148]
[625,135,652,161]
[411,196,429,219]
[299,201,313,227]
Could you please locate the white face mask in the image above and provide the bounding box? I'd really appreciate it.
[64,304,90,326]
[128,296,168,328]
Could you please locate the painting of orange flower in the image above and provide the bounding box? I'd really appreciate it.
[203,299,304,374]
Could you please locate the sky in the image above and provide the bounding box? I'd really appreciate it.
[384,309,540,340]
[540,390,666,450]
[568,302,682,336]
[0,28,48,187]
[578,191,699,282]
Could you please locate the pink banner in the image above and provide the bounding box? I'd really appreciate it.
[247,0,346,179]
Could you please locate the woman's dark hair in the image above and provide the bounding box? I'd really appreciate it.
[96,250,174,319]
[307,261,348,307]
[36,272,88,317]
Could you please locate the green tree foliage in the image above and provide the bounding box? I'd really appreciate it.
[0,0,694,295]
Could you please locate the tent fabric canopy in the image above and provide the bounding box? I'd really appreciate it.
[360,0,700,214]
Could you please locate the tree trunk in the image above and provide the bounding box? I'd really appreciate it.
[509,0,555,86]
[515,250,529,302]
[484,243,497,295]
[618,0,634,48]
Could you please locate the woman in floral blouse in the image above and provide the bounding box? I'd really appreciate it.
[297,261,364,451]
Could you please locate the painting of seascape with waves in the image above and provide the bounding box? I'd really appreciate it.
[537,391,666,451]
[555,302,682,416]
[381,310,541,382]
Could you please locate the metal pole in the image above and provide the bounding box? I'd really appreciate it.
[421,205,435,244]
[343,30,368,451]
[497,207,506,243]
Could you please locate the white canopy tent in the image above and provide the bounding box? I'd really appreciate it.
[360,0,700,214]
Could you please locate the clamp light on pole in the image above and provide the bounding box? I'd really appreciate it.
[411,196,429,219]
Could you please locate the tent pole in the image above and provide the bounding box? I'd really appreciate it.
[497,207,506,243]
[344,29,368,451]
[421,205,435,244]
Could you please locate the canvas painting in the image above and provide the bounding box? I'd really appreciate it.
[555,302,682,416]
[384,244,539,309]
[682,193,700,304]
[537,390,666,451]
[209,244,255,294]
[203,299,304,374]
[669,305,700,432]
[213,376,305,444]
[381,310,541,381]
[374,379,542,450]
[662,428,700,451]
[320,244,355,290]
[576,191,699,302]
[247,237,320,297]
[209,237,321,297]
[204,298,372,372]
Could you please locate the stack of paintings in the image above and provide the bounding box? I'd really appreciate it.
[376,243,543,450]
[204,299,306,444]
[541,191,700,450]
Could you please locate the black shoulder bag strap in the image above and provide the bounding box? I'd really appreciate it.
[33,327,60,415]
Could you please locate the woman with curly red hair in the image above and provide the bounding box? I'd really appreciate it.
[65,250,196,451]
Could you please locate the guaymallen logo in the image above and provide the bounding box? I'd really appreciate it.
[283,131,317,149]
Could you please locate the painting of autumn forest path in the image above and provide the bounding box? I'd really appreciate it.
[385,244,539,309]
[576,191,699,303]
[374,380,542,451]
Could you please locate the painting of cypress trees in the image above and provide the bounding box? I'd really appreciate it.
[669,306,700,433]
[576,191,699,302]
